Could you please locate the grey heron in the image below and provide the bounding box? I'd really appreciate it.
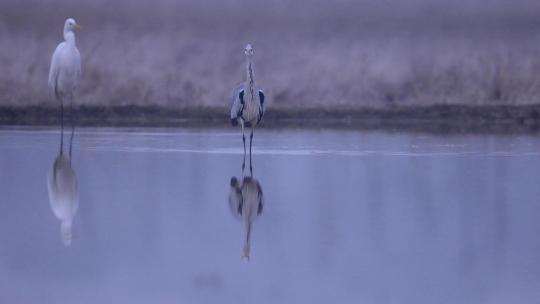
[230,43,265,171]
[228,172,264,261]
[48,18,81,126]
[47,114,79,247]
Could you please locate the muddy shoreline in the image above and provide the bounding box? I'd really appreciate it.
[1,105,540,134]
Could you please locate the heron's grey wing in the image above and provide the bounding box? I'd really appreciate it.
[257,88,265,124]
[228,178,243,219]
[230,86,245,126]
[256,179,264,215]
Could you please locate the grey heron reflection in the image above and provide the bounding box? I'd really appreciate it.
[228,164,264,261]
[46,113,79,247]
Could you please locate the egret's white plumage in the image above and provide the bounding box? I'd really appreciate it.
[229,175,264,261]
[48,18,81,104]
[230,44,265,171]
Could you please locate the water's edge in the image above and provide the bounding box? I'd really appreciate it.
[1,105,540,134]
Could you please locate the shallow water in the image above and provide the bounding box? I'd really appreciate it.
[1,127,540,304]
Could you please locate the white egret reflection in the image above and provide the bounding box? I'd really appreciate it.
[46,116,78,246]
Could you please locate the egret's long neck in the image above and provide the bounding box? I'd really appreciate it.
[61,220,73,246]
[64,31,76,46]
[246,58,255,102]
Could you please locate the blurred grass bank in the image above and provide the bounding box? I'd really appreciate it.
[1,0,540,132]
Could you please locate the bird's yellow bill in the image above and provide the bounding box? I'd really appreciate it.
[74,23,82,29]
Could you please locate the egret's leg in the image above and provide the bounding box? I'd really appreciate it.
[69,94,75,162]
[69,118,75,162]
[70,93,75,129]
[60,101,64,155]
[249,128,254,173]
[60,101,64,128]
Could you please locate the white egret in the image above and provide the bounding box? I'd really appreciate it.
[48,18,81,123]
[230,43,265,171]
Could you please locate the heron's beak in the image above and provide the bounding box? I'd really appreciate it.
[74,23,82,30]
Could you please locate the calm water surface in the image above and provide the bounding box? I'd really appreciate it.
[1,127,540,303]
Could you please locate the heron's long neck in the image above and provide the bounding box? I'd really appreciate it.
[64,31,76,46]
[246,59,255,102]
[243,215,252,258]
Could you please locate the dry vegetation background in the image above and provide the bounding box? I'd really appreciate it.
[2,0,540,111]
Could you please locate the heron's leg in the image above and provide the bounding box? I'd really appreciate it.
[241,121,246,171]
[249,127,254,174]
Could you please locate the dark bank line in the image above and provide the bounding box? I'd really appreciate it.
[1,105,540,134]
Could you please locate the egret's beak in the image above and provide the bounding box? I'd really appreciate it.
[74,23,82,30]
